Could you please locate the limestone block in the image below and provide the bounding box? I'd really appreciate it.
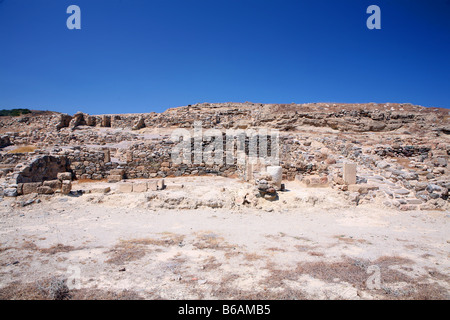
[406,198,422,204]
[107,175,123,183]
[245,161,253,182]
[118,183,133,193]
[348,184,379,194]
[57,172,72,181]
[22,182,42,195]
[37,186,54,194]
[104,150,111,163]
[109,169,125,176]
[89,187,111,194]
[16,183,23,195]
[133,182,148,192]
[157,179,165,190]
[61,181,72,195]
[147,180,158,191]
[343,163,357,185]
[266,166,282,190]
[43,180,62,190]
[165,184,184,190]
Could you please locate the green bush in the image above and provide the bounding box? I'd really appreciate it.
[0,108,32,116]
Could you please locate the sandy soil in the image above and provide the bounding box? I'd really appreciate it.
[0,177,449,300]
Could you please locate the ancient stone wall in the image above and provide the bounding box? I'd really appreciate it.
[14,155,70,183]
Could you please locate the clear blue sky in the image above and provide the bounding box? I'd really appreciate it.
[0,0,449,114]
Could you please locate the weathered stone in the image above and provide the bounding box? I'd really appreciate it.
[348,184,379,194]
[302,175,329,188]
[132,117,146,130]
[57,172,72,181]
[343,163,357,185]
[147,181,158,191]
[257,181,269,190]
[61,181,72,195]
[426,184,442,193]
[43,180,62,190]
[0,135,11,148]
[4,188,18,197]
[118,183,133,193]
[414,182,428,191]
[429,193,440,199]
[401,171,418,180]
[157,179,165,190]
[348,192,360,204]
[110,169,125,176]
[132,182,147,192]
[399,204,418,211]
[266,166,282,190]
[104,150,111,163]
[37,186,54,194]
[406,198,422,204]
[264,193,277,201]
[107,175,123,183]
[394,189,410,195]
[89,187,111,194]
[165,184,184,190]
[101,115,111,127]
[22,182,43,195]
[376,161,390,169]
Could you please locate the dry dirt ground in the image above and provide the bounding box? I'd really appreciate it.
[0,177,448,300]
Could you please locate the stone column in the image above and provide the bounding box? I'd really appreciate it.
[245,158,253,182]
[343,162,357,185]
[104,149,111,163]
[267,165,283,190]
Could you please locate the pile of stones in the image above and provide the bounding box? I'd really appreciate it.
[256,176,278,201]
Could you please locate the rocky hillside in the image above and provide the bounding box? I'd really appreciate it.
[0,103,448,134]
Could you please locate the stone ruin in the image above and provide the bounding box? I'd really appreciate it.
[0,102,448,211]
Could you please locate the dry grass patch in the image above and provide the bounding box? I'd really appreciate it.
[201,256,222,271]
[292,257,414,289]
[106,242,146,265]
[0,244,13,253]
[266,247,286,252]
[70,288,145,300]
[244,253,264,261]
[15,242,84,255]
[373,255,414,266]
[39,244,84,255]
[308,251,325,257]
[425,268,450,284]
[258,256,448,299]
[224,251,242,259]
[0,281,49,300]
[124,234,184,247]
[334,235,371,244]
[295,244,315,252]
[211,285,307,300]
[20,241,38,251]
[0,278,70,300]
[211,272,306,299]
[421,253,433,259]
[193,232,233,251]
[265,233,312,243]
[106,234,184,265]
[0,279,145,300]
